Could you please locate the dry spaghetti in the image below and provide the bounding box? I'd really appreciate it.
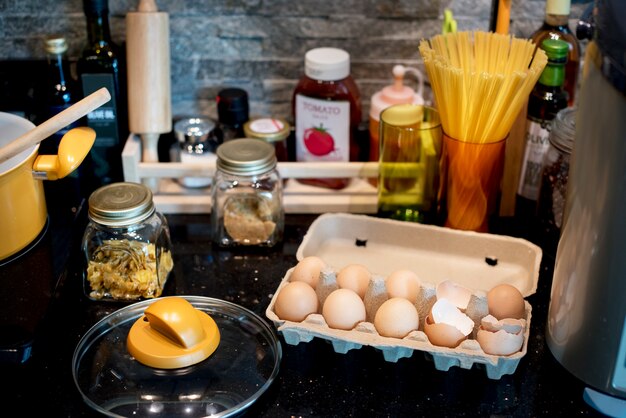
[419,31,547,143]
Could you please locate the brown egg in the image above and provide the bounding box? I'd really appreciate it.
[385,270,421,303]
[336,264,371,299]
[274,281,319,322]
[487,284,526,320]
[374,297,419,338]
[322,288,366,330]
[290,256,326,289]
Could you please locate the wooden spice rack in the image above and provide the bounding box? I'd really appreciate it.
[122,134,379,214]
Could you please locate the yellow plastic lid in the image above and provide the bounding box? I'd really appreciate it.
[127,296,220,369]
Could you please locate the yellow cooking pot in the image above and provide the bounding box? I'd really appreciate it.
[0,112,95,261]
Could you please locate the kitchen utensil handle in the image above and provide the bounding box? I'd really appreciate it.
[0,88,111,164]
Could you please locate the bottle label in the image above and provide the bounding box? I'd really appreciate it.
[295,94,350,162]
[81,73,119,148]
[518,119,551,200]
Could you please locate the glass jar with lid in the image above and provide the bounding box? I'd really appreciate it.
[174,117,219,189]
[211,138,284,247]
[82,182,174,301]
[537,106,577,252]
[243,117,291,162]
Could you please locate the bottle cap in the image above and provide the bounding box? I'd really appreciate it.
[549,106,577,154]
[217,88,249,126]
[44,35,68,55]
[542,39,569,61]
[174,117,217,149]
[88,182,155,227]
[369,65,424,121]
[546,0,571,16]
[83,0,109,14]
[304,47,350,81]
[243,118,290,143]
[216,138,277,176]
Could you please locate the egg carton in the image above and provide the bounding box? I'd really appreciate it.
[265,213,542,380]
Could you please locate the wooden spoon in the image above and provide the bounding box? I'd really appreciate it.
[0,87,111,164]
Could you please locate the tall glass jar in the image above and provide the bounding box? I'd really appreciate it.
[211,138,284,247]
[82,182,174,301]
[537,106,577,253]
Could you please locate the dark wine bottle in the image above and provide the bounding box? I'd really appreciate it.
[530,0,580,107]
[38,34,95,206]
[516,39,569,230]
[38,35,82,153]
[77,0,127,187]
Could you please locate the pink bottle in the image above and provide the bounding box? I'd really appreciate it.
[369,65,424,163]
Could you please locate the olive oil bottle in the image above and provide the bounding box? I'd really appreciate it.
[77,0,127,187]
[38,35,81,151]
[37,35,95,206]
[516,39,569,229]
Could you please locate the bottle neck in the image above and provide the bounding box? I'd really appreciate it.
[539,61,566,88]
[85,12,111,45]
[47,53,69,86]
[545,13,570,28]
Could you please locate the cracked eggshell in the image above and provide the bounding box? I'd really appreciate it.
[290,256,327,289]
[477,316,525,356]
[424,298,475,348]
[322,288,366,330]
[385,270,421,303]
[436,280,473,310]
[374,297,419,338]
[336,264,371,299]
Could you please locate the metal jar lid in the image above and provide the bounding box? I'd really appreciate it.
[243,118,290,143]
[88,182,156,227]
[549,107,577,154]
[216,138,277,176]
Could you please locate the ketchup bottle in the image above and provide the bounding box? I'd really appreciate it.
[292,47,362,190]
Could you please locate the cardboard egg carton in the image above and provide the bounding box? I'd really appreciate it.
[265,213,542,380]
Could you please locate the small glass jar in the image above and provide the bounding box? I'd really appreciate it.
[243,117,290,162]
[82,182,174,301]
[174,117,219,188]
[538,106,577,247]
[211,138,284,247]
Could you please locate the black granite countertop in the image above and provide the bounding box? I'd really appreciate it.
[0,196,609,417]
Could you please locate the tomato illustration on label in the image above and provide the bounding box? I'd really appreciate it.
[303,125,335,156]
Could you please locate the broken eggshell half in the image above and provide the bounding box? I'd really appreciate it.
[476,315,525,356]
[423,298,474,348]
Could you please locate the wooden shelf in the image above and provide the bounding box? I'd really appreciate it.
[122,134,379,214]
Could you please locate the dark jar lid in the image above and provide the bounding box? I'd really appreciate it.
[217,88,249,126]
[88,182,156,227]
[216,138,277,176]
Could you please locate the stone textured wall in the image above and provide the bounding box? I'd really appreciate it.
[0,0,589,122]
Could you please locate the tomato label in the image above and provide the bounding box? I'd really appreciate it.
[295,94,350,161]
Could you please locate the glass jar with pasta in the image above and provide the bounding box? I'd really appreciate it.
[82,182,174,301]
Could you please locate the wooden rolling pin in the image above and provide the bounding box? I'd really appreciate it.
[0,88,110,164]
[126,0,171,188]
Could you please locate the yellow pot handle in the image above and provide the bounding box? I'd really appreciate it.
[32,127,96,180]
